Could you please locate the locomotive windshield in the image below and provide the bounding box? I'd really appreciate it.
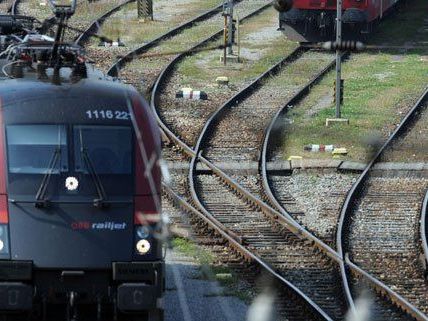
[7,125,68,174]
[5,124,134,199]
[74,125,132,175]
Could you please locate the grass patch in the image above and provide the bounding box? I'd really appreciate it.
[281,0,428,162]
[171,237,252,303]
[93,0,222,46]
[171,237,214,265]
[175,7,299,93]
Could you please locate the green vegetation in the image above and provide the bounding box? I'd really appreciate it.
[72,0,124,21]
[175,7,299,95]
[281,0,428,161]
[96,0,222,46]
[172,237,214,266]
[171,237,252,302]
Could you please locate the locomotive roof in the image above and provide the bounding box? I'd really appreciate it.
[0,59,109,82]
[0,61,136,107]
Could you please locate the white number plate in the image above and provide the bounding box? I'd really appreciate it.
[86,110,131,120]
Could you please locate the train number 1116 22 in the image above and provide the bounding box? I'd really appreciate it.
[86,110,130,120]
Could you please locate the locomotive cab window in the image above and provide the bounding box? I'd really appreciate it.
[73,125,132,175]
[6,125,68,174]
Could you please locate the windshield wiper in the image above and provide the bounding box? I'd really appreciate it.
[35,147,60,208]
[79,130,108,208]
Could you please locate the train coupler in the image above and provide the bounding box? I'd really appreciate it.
[117,283,158,311]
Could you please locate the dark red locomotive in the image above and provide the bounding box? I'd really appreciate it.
[276,0,403,41]
[0,10,164,321]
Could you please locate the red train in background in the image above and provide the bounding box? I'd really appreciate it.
[275,0,403,42]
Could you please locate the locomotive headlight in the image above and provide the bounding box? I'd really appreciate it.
[0,226,5,252]
[0,225,10,255]
[136,225,150,239]
[136,239,151,255]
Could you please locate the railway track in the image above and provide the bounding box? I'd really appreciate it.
[338,88,428,320]
[90,0,428,318]
[76,0,226,57]
[186,48,355,319]
[181,43,374,320]
[123,3,344,319]
[163,183,333,321]
[143,1,354,318]
[260,52,357,248]
[149,12,428,321]
[103,0,224,71]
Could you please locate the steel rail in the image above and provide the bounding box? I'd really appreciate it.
[142,4,336,317]
[346,256,428,321]
[187,45,342,261]
[148,1,272,155]
[10,0,18,15]
[185,49,352,320]
[74,0,135,45]
[421,189,428,275]
[149,30,342,260]
[148,1,340,262]
[190,45,307,155]
[258,52,356,315]
[336,87,428,321]
[162,182,334,321]
[106,1,228,77]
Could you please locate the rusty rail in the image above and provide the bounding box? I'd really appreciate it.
[258,52,355,313]
[421,189,428,275]
[163,182,334,321]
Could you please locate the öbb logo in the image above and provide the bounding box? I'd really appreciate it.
[71,221,127,231]
[71,221,90,230]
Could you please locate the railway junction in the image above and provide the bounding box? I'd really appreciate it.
[0,0,427,320]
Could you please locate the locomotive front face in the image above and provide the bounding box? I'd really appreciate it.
[0,80,164,320]
[278,0,370,41]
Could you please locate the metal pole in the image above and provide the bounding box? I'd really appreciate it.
[227,0,233,55]
[237,14,240,62]
[138,0,153,20]
[223,14,227,65]
[335,0,342,118]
